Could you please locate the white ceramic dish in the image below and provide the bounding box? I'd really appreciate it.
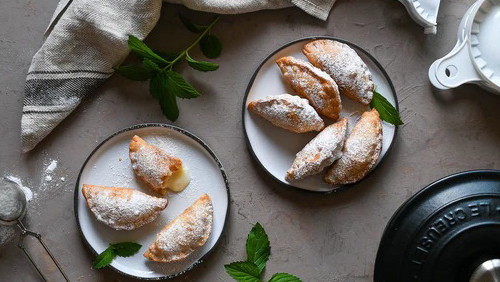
[429,0,500,93]
[243,37,398,193]
[74,124,229,280]
[398,0,441,34]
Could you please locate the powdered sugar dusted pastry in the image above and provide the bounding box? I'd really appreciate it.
[276,56,342,121]
[82,185,168,230]
[248,94,325,133]
[303,40,375,105]
[129,135,190,195]
[286,118,348,181]
[324,109,382,184]
[144,194,213,263]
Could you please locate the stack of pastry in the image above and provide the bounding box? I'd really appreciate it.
[248,39,385,185]
[82,136,213,263]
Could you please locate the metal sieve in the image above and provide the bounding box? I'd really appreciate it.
[0,177,69,281]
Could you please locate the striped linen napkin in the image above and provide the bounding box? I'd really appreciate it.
[21,0,336,152]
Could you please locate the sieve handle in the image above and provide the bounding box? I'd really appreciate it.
[17,221,70,282]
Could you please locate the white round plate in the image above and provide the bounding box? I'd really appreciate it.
[243,37,398,193]
[74,124,229,280]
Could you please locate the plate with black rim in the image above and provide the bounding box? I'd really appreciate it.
[242,37,398,192]
[74,124,229,280]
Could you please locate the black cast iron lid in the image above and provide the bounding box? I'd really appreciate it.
[375,170,500,282]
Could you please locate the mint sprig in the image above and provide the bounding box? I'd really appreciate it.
[268,273,302,282]
[92,242,141,269]
[246,222,270,273]
[370,90,403,125]
[225,223,302,282]
[225,261,262,282]
[114,15,222,121]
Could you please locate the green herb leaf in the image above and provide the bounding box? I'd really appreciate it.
[165,70,201,99]
[370,90,403,125]
[246,222,270,273]
[113,65,153,81]
[142,58,161,72]
[155,51,182,63]
[111,242,142,257]
[224,261,261,282]
[186,53,219,72]
[150,72,179,121]
[268,273,302,282]
[92,247,116,269]
[179,14,207,33]
[200,35,222,59]
[149,72,163,99]
[128,35,168,64]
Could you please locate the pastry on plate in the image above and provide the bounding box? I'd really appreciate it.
[324,109,383,184]
[144,194,213,263]
[82,185,168,230]
[129,135,190,195]
[303,40,375,105]
[248,94,325,133]
[286,118,348,181]
[276,56,342,121]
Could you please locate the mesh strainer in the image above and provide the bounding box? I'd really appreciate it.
[0,177,69,281]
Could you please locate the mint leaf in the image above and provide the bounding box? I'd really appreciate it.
[150,72,179,121]
[268,273,302,282]
[224,261,261,282]
[114,65,152,81]
[155,51,182,65]
[186,53,219,72]
[92,247,116,269]
[370,90,403,125]
[200,35,222,59]
[246,222,270,273]
[149,72,163,99]
[142,58,161,72]
[165,70,201,99]
[179,14,207,33]
[128,35,168,64]
[111,242,142,257]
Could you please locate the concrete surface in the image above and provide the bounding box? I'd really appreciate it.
[1,0,499,281]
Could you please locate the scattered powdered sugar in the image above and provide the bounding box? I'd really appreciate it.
[145,194,213,262]
[39,158,68,192]
[248,94,324,133]
[46,160,57,173]
[5,176,34,202]
[147,135,180,154]
[83,185,168,230]
[286,118,348,181]
[303,40,374,105]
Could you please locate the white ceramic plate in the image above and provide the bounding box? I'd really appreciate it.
[74,124,229,280]
[243,37,398,193]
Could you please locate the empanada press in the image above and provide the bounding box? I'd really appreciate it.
[0,177,69,281]
[398,0,441,34]
[429,0,500,94]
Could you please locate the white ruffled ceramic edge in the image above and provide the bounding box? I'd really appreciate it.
[398,0,441,34]
[429,0,500,92]
[469,0,500,87]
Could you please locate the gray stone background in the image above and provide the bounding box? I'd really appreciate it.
[1,0,499,281]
